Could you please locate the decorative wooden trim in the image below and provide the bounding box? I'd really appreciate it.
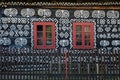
[1,2,120,9]
[45,6,120,10]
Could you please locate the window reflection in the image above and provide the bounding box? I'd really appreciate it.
[76,39,82,45]
[46,32,52,38]
[85,33,90,38]
[85,26,90,32]
[46,39,52,45]
[37,25,43,31]
[37,39,43,45]
[46,25,52,31]
[76,33,82,38]
[76,26,82,32]
[85,40,90,46]
[37,32,43,38]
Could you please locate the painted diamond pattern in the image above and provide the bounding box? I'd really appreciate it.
[24,25,30,30]
[2,24,8,30]
[0,30,3,36]
[14,30,19,37]
[0,26,2,30]
[4,31,9,36]
[17,25,23,30]
[64,32,69,38]
[19,30,24,36]
[62,26,66,31]
[9,30,14,37]
[10,24,16,30]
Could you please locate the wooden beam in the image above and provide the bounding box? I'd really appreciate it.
[43,6,120,10]
[51,0,56,2]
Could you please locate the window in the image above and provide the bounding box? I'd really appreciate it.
[73,22,94,49]
[34,22,55,49]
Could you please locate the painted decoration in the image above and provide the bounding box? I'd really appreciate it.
[100,19,105,24]
[24,30,29,36]
[24,25,30,30]
[0,7,120,52]
[3,38,11,45]
[38,9,44,16]
[17,25,23,30]
[0,38,4,45]
[59,40,69,47]
[21,8,35,17]
[92,10,105,18]
[74,10,89,18]
[4,8,18,17]
[100,40,110,47]
[97,27,103,32]
[0,37,12,46]
[15,38,27,46]
[9,30,14,37]
[38,9,51,17]
[55,10,69,18]
[10,24,16,30]
[107,10,119,18]
[112,40,120,46]
[2,24,8,30]
[105,27,111,32]
[111,19,117,24]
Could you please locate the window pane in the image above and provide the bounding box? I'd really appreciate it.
[46,39,52,45]
[85,26,90,32]
[76,39,82,45]
[76,33,82,38]
[46,32,52,38]
[37,32,43,38]
[85,40,90,46]
[46,25,52,31]
[85,33,90,38]
[76,26,82,32]
[37,39,43,45]
[37,25,43,31]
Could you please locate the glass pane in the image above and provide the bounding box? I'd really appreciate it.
[85,26,90,32]
[76,26,82,32]
[46,39,52,45]
[37,39,43,45]
[46,25,52,31]
[37,32,43,38]
[37,25,43,31]
[46,32,52,38]
[76,33,82,38]
[76,39,82,45]
[85,33,90,38]
[85,40,90,46]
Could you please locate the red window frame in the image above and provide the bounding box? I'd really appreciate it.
[73,22,94,49]
[33,22,55,49]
